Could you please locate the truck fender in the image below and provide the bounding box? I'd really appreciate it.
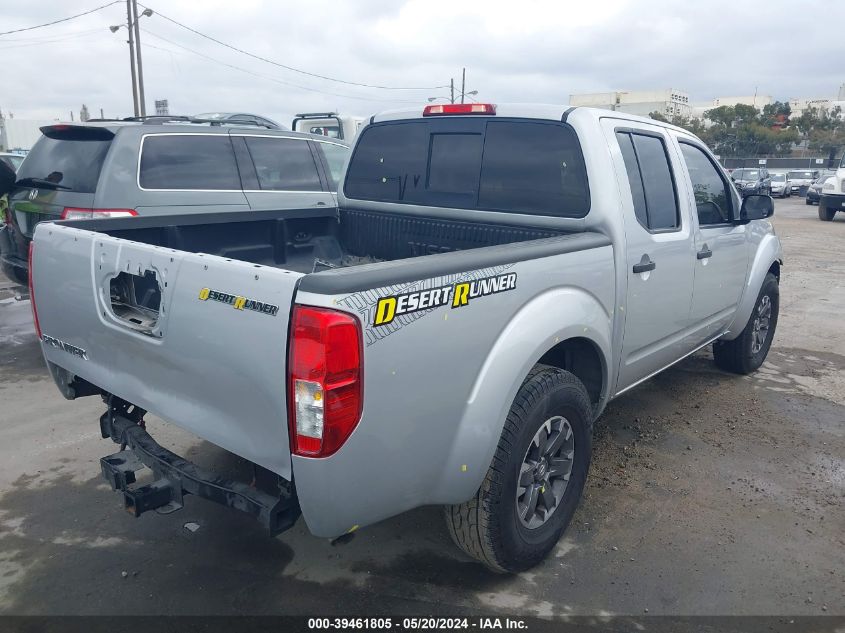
[721,231,783,341]
[431,286,612,504]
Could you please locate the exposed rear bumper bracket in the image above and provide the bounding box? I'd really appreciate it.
[99,410,300,536]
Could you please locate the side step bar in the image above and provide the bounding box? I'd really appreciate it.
[98,401,300,536]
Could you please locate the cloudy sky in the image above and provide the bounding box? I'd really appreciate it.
[1,0,842,124]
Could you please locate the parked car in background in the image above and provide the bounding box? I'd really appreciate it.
[786,169,818,195]
[769,172,791,198]
[818,153,845,221]
[0,153,25,172]
[194,112,284,130]
[805,171,836,205]
[730,168,771,197]
[0,120,349,284]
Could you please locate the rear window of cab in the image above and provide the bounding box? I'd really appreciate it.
[344,118,590,218]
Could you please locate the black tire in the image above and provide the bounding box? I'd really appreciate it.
[713,273,779,374]
[806,198,813,205]
[819,206,836,221]
[445,366,592,573]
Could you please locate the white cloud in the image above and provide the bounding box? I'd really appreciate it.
[0,0,840,124]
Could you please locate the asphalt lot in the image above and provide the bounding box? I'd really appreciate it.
[0,195,842,617]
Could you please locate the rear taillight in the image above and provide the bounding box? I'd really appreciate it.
[288,305,362,457]
[61,208,138,220]
[423,103,496,116]
[28,242,41,338]
[2,206,11,225]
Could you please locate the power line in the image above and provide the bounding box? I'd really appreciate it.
[141,29,423,104]
[0,28,104,50]
[0,25,104,43]
[140,4,447,91]
[0,1,121,37]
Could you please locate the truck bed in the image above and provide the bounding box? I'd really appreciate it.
[69,206,570,276]
[34,207,605,484]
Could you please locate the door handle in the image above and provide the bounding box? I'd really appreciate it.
[697,246,713,260]
[316,201,327,206]
[632,256,656,274]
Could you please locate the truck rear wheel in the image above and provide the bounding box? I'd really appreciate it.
[713,273,779,374]
[445,367,592,573]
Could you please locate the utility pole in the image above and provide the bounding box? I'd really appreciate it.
[131,0,147,117]
[460,68,466,104]
[450,78,455,104]
[125,0,139,117]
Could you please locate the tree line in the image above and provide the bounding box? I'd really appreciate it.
[649,101,845,161]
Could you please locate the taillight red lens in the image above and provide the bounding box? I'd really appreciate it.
[2,207,11,226]
[289,305,362,457]
[61,208,138,220]
[28,242,41,338]
[423,103,497,116]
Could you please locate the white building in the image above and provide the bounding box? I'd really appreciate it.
[0,116,58,152]
[569,89,691,118]
[711,95,773,109]
[789,97,833,117]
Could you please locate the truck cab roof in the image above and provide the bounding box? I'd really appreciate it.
[370,103,692,136]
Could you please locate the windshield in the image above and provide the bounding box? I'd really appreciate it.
[771,174,786,182]
[841,153,845,168]
[733,169,759,180]
[787,171,813,179]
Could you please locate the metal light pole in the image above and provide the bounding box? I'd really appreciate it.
[131,0,147,117]
[124,0,139,116]
[460,68,466,104]
[111,4,153,118]
[450,78,455,104]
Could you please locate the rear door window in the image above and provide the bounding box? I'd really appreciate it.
[344,119,590,217]
[615,130,680,231]
[244,137,323,191]
[139,135,241,190]
[17,135,112,193]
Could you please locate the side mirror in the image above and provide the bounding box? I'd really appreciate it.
[0,160,15,197]
[739,194,774,222]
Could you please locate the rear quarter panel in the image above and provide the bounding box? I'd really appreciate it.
[292,245,614,538]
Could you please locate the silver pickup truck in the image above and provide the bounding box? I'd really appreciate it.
[21,104,783,572]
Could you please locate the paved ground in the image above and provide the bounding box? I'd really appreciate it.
[0,196,842,616]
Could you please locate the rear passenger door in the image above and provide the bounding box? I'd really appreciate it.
[607,123,696,391]
[676,139,749,341]
[132,133,251,216]
[233,135,335,211]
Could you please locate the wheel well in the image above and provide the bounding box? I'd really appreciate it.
[768,260,781,281]
[537,337,604,407]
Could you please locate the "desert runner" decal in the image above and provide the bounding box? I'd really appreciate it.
[373,272,517,327]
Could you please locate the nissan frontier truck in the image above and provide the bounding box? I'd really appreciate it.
[16,104,783,572]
